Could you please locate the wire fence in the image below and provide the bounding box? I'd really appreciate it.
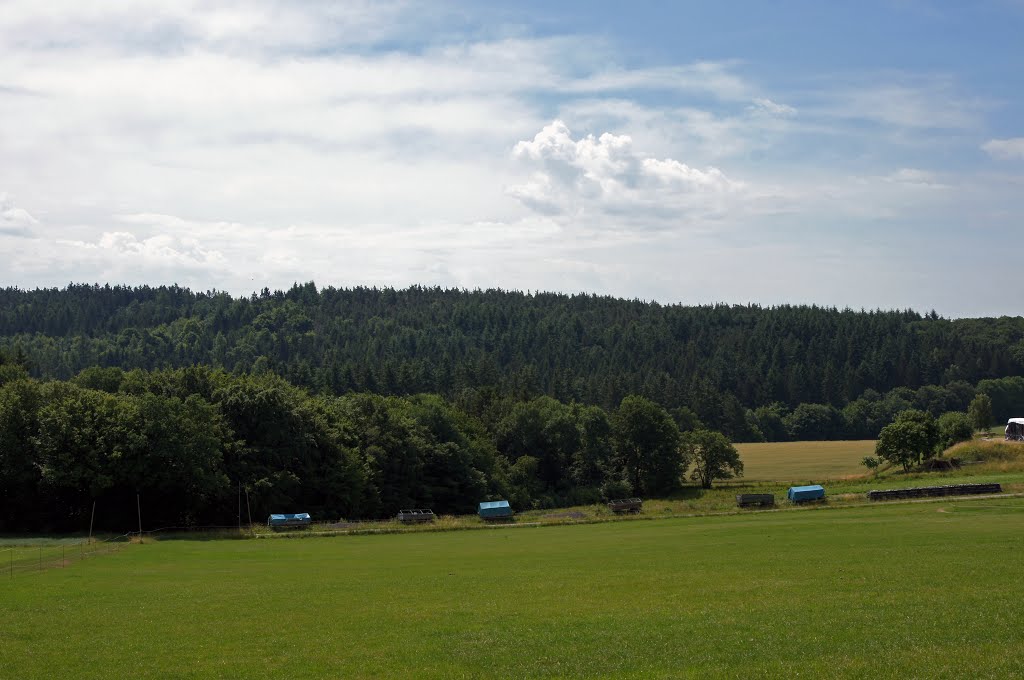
[1,534,130,580]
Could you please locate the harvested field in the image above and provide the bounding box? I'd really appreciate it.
[736,439,876,480]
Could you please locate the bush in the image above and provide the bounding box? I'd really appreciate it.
[937,411,973,450]
[600,476,634,501]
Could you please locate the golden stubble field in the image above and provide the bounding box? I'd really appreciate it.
[735,440,876,480]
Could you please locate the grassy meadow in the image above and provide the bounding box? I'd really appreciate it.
[2,497,1024,679]
[3,440,1023,678]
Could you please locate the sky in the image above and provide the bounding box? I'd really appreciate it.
[1,0,1022,317]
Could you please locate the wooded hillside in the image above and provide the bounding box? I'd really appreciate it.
[2,284,1022,432]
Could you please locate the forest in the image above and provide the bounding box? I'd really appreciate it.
[1,283,1023,440]
[0,362,709,531]
[2,283,1023,531]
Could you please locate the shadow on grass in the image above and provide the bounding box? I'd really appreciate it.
[666,486,706,501]
[146,529,254,542]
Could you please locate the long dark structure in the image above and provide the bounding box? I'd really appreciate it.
[867,483,1002,501]
[396,509,436,524]
[736,494,775,508]
[607,498,643,514]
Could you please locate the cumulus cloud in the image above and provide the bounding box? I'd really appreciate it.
[0,193,38,237]
[508,120,744,225]
[982,138,1024,160]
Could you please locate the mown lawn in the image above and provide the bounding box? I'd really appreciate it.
[2,498,1023,679]
[735,440,876,480]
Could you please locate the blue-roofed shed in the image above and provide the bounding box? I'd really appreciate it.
[787,485,825,503]
[478,500,512,520]
[267,512,312,529]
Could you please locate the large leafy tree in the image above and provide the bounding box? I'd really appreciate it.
[875,409,940,472]
[0,379,43,530]
[968,393,993,433]
[32,382,133,529]
[494,397,579,490]
[393,394,493,515]
[611,395,682,496]
[569,404,614,487]
[682,429,743,489]
[785,403,842,440]
[123,394,234,527]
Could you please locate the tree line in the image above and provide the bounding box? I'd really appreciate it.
[2,352,1017,532]
[0,363,741,532]
[1,284,1023,443]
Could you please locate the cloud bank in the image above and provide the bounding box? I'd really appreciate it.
[0,0,1022,316]
[983,138,1024,160]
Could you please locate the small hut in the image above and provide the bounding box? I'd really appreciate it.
[787,485,825,503]
[478,500,513,521]
[267,513,311,530]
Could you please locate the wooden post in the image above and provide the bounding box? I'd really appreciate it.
[237,481,241,532]
[88,500,96,544]
[62,545,65,568]
[9,549,12,578]
[136,493,143,539]
[244,485,253,534]
[38,546,42,571]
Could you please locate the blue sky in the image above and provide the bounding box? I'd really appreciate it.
[1,0,1022,316]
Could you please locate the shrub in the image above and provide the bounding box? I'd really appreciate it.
[600,476,633,501]
[937,411,973,450]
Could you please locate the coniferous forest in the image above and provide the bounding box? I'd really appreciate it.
[1,283,1023,531]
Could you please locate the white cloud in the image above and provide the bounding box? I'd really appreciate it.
[508,120,744,225]
[747,98,797,116]
[0,193,38,237]
[982,138,1024,160]
[883,168,948,188]
[566,62,753,100]
[817,79,983,129]
[0,0,424,53]
[59,231,228,269]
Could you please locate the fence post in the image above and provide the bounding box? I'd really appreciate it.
[244,485,253,535]
[62,545,65,568]
[9,549,12,578]
[38,545,42,572]
[88,500,96,544]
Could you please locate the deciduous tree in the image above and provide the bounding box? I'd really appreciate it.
[612,395,682,495]
[968,393,993,433]
[682,429,743,489]
[875,410,940,472]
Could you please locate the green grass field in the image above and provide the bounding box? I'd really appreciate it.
[3,497,1024,679]
[735,439,876,480]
